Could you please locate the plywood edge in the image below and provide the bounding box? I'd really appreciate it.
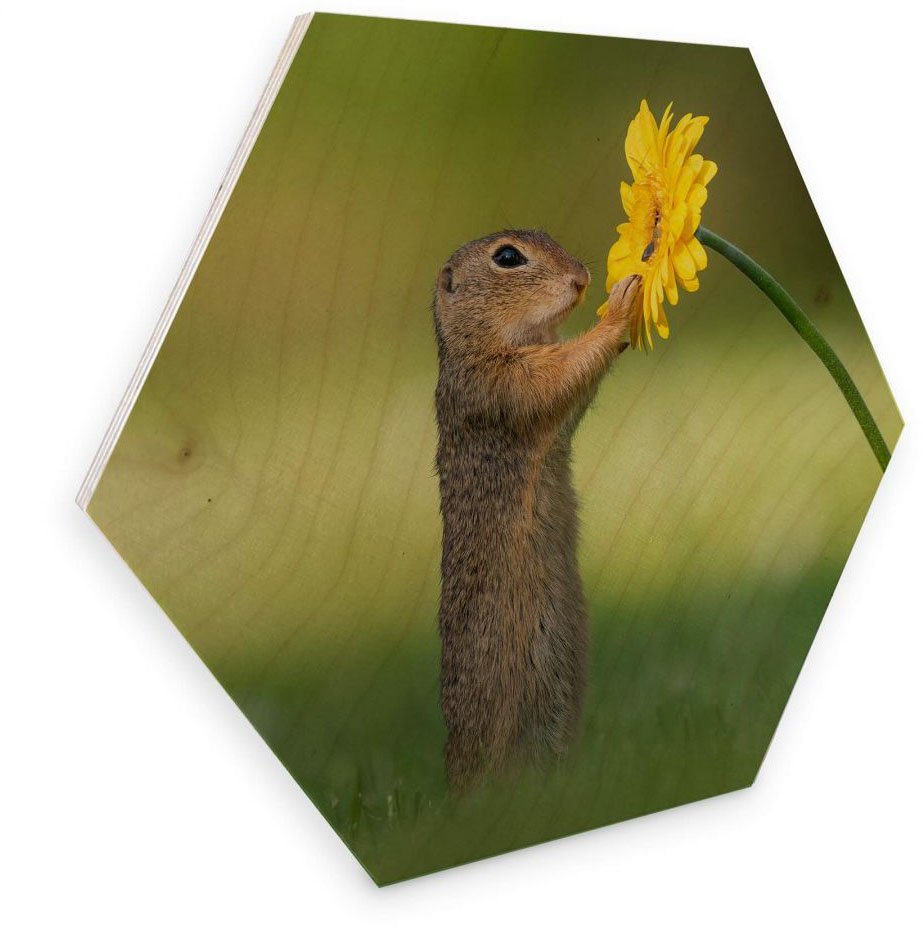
[76,12,315,511]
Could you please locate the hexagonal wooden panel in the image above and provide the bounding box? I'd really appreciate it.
[80,12,901,883]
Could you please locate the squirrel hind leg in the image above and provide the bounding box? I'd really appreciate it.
[522,655,586,764]
[444,735,479,794]
[520,698,581,767]
[444,734,504,795]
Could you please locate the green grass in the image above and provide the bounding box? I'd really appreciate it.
[214,552,853,884]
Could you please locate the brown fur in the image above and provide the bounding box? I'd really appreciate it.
[432,229,641,791]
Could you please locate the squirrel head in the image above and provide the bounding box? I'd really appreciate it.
[434,230,590,348]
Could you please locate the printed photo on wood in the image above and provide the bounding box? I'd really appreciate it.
[80,12,902,884]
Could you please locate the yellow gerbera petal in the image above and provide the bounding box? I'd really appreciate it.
[606,256,634,291]
[649,293,660,329]
[678,116,708,155]
[625,100,662,179]
[669,203,687,239]
[619,181,634,215]
[688,183,708,210]
[659,256,670,283]
[654,312,670,339]
[652,277,668,334]
[665,113,693,163]
[696,159,718,186]
[665,261,679,305]
[674,154,703,202]
[631,309,643,348]
[657,102,675,148]
[682,207,701,240]
[608,237,631,260]
[688,235,708,271]
[672,241,697,281]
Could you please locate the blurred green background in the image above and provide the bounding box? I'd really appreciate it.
[88,14,901,883]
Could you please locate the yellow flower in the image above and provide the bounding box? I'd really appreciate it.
[599,100,717,348]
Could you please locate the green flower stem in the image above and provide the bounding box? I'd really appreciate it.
[695,225,890,471]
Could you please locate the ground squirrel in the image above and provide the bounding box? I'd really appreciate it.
[432,229,641,791]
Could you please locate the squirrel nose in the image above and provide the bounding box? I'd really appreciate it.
[571,266,590,296]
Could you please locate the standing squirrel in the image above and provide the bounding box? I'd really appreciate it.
[432,229,641,791]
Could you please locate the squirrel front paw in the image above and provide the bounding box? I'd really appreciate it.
[604,274,642,326]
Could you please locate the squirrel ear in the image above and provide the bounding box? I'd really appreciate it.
[440,264,456,294]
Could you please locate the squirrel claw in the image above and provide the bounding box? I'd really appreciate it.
[604,274,642,326]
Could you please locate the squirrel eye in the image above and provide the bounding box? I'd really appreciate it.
[492,245,527,269]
